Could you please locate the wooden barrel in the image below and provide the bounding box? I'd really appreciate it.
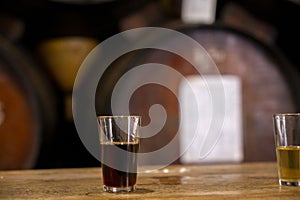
[96,24,300,163]
[0,34,59,170]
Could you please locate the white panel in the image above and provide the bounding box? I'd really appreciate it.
[179,75,243,163]
[181,0,217,24]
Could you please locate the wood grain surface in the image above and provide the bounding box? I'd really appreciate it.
[1,162,300,199]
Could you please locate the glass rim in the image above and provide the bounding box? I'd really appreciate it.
[97,115,141,119]
[273,113,300,117]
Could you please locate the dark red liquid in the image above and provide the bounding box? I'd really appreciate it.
[101,142,139,187]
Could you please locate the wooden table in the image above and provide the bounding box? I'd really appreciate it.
[1,162,300,199]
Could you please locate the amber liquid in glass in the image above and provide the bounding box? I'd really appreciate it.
[276,146,300,183]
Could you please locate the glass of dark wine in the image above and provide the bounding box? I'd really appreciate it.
[98,116,140,192]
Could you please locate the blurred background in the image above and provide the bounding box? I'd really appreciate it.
[0,0,299,170]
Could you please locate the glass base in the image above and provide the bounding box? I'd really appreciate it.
[103,185,135,193]
[279,180,300,186]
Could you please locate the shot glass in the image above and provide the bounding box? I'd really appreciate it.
[273,113,300,186]
[98,116,140,192]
